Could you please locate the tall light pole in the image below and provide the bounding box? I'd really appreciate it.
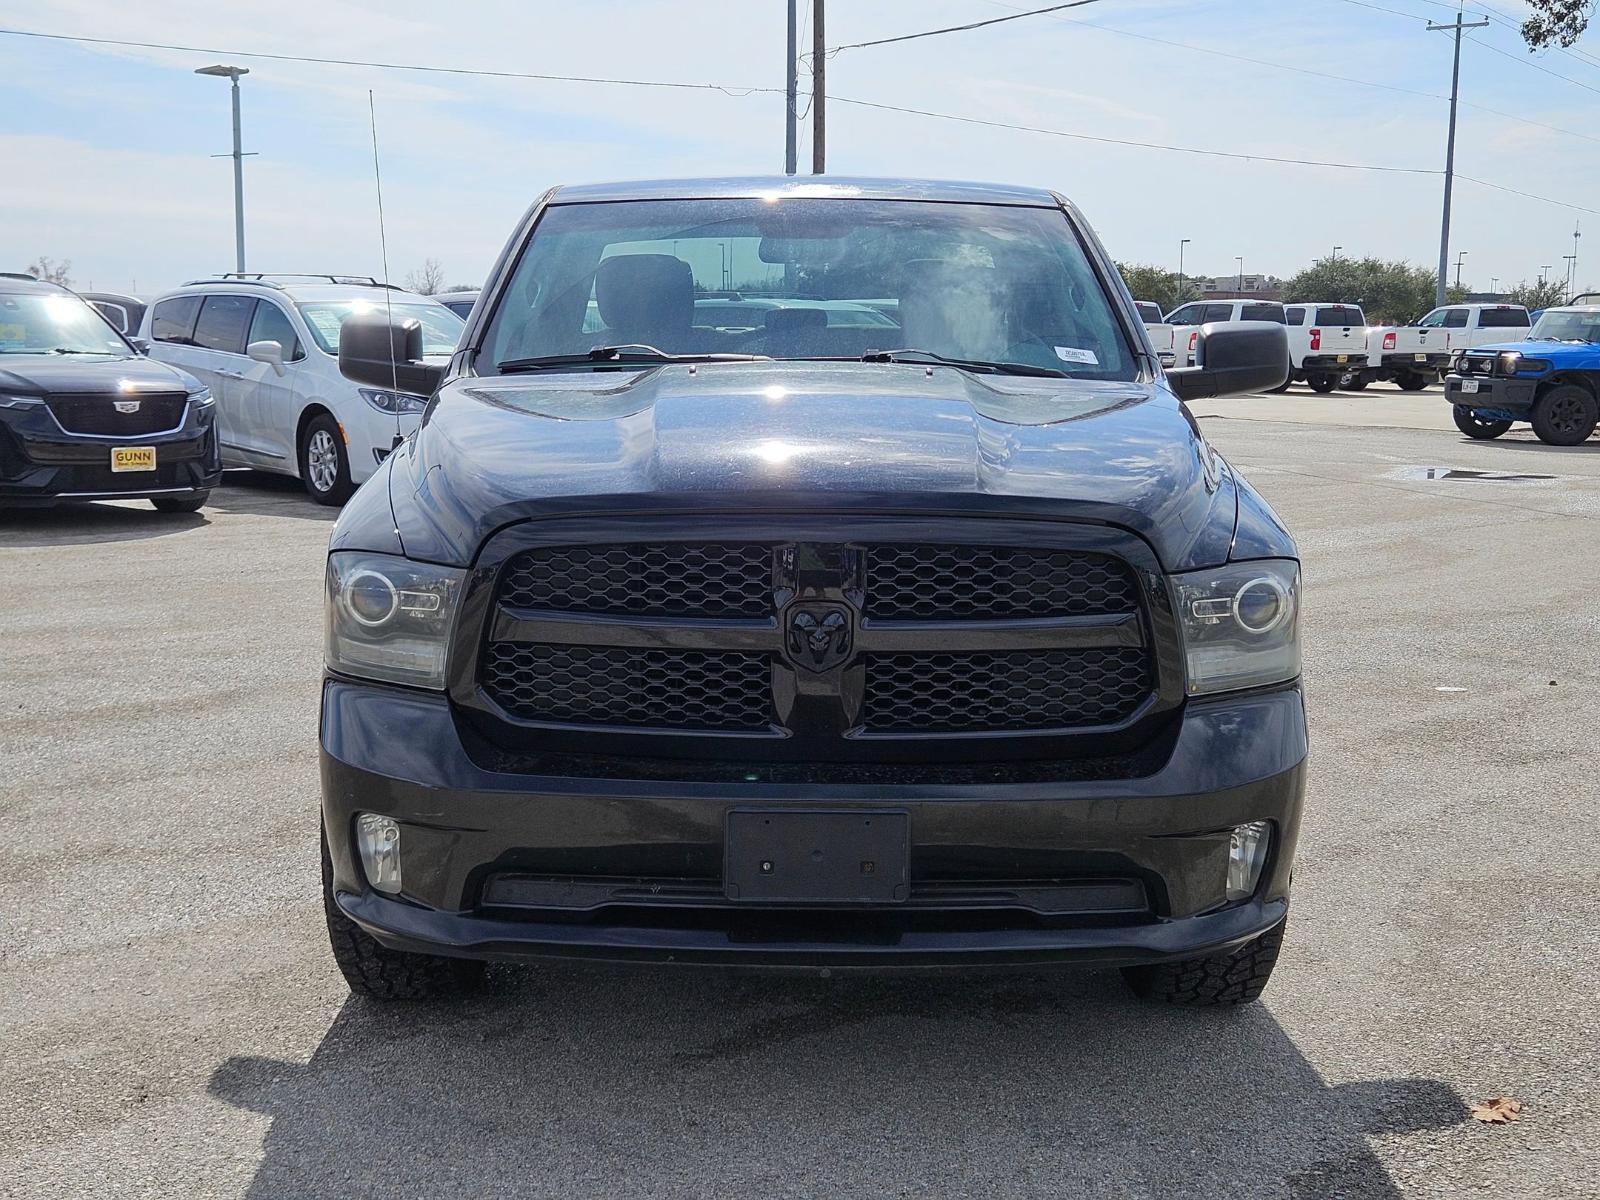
[1454,250,1467,290]
[1235,255,1244,292]
[784,0,798,175]
[1489,276,1498,294]
[1563,254,1577,297]
[1570,223,1581,295]
[1540,264,1554,286]
[1332,244,1342,262]
[1429,12,1489,308]
[196,65,250,273]
[1178,238,1190,306]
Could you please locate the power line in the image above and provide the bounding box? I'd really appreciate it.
[1466,34,1600,96]
[0,26,783,97]
[828,0,1104,54]
[986,0,1600,147]
[827,92,1439,172]
[1457,175,1600,218]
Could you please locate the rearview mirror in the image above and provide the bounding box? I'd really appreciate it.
[1166,322,1289,402]
[247,339,285,375]
[337,313,445,397]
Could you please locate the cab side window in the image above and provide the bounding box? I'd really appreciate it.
[247,301,305,361]
[151,296,202,345]
[192,295,259,354]
[1442,309,1469,329]
[1202,304,1235,323]
[1417,309,1447,328]
[1285,307,1306,327]
[1242,303,1285,324]
[1167,305,1202,325]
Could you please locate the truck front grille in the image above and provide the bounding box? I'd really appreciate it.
[474,529,1165,760]
[862,648,1151,732]
[46,393,187,436]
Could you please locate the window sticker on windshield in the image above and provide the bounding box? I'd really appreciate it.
[0,323,23,346]
[1054,346,1099,365]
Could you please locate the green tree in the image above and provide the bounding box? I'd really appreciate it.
[1508,278,1568,310]
[23,256,71,287]
[1283,257,1446,324]
[1114,263,1196,313]
[1522,0,1594,48]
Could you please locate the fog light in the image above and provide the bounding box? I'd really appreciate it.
[1226,821,1271,901]
[356,813,403,894]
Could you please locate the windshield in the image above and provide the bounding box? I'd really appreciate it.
[1528,309,1600,343]
[296,299,464,356]
[0,292,129,355]
[482,197,1137,380]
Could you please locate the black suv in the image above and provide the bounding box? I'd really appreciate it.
[0,273,219,510]
[318,177,1301,1006]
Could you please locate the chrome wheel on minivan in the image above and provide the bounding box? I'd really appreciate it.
[300,413,354,505]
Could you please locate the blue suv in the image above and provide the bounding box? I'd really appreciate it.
[1444,301,1600,445]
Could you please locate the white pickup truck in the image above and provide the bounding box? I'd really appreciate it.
[1165,299,1287,367]
[1282,303,1368,393]
[1133,301,1176,367]
[1370,303,1531,390]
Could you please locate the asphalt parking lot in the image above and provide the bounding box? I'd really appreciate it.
[2,385,1598,1199]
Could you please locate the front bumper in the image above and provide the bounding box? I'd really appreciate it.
[0,400,221,504]
[1443,374,1536,416]
[1382,352,1450,372]
[321,678,1308,969]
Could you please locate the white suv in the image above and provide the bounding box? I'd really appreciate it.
[139,275,464,503]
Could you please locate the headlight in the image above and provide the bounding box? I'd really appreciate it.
[188,387,214,407]
[325,552,465,689]
[1496,352,1521,376]
[359,387,428,414]
[0,394,44,409]
[1173,559,1300,695]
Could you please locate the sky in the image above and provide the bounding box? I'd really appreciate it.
[2,0,1597,298]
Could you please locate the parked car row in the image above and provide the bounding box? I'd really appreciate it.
[1132,295,1534,395]
[0,272,465,510]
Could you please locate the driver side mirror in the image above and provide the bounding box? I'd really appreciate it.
[127,336,150,355]
[337,313,445,397]
[247,339,286,376]
[1166,322,1289,402]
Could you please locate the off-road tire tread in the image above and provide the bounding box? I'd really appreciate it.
[1452,405,1512,440]
[1123,919,1285,1007]
[321,832,484,1001]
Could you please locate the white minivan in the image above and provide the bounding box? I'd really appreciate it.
[140,275,464,503]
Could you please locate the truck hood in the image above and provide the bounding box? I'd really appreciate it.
[383,361,1240,571]
[0,352,197,396]
[1464,339,1597,358]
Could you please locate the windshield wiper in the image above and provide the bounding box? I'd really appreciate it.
[497,344,770,373]
[856,348,1068,378]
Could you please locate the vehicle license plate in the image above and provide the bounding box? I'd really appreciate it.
[111,446,156,472]
[1414,353,1428,362]
[1336,354,1349,363]
[724,810,910,903]
[1460,379,1480,394]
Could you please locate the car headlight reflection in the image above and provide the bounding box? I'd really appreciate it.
[325,552,464,689]
[1174,559,1301,695]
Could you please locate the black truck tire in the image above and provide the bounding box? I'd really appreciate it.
[1122,919,1286,1007]
[1530,384,1598,446]
[1307,375,1339,394]
[1267,377,1292,394]
[1396,371,1430,391]
[322,828,486,1001]
[1452,405,1512,440]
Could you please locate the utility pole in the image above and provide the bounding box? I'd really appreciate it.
[1569,222,1581,295]
[811,0,826,174]
[1454,250,1467,290]
[196,64,251,273]
[1563,254,1577,297]
[784,0,798,175]
[1428,12,1488,308]
[1235,255,1244,292]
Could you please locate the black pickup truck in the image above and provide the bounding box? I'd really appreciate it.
[318,176,1302,1007]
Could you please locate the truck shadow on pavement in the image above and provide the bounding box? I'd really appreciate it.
[208,965,1465,1198]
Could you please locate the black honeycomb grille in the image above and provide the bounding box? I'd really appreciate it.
[865,545,1138,620]
[46,392,187,436]
[482,643,772,730]
[862,648,1151,732]
[498,544,771,618]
